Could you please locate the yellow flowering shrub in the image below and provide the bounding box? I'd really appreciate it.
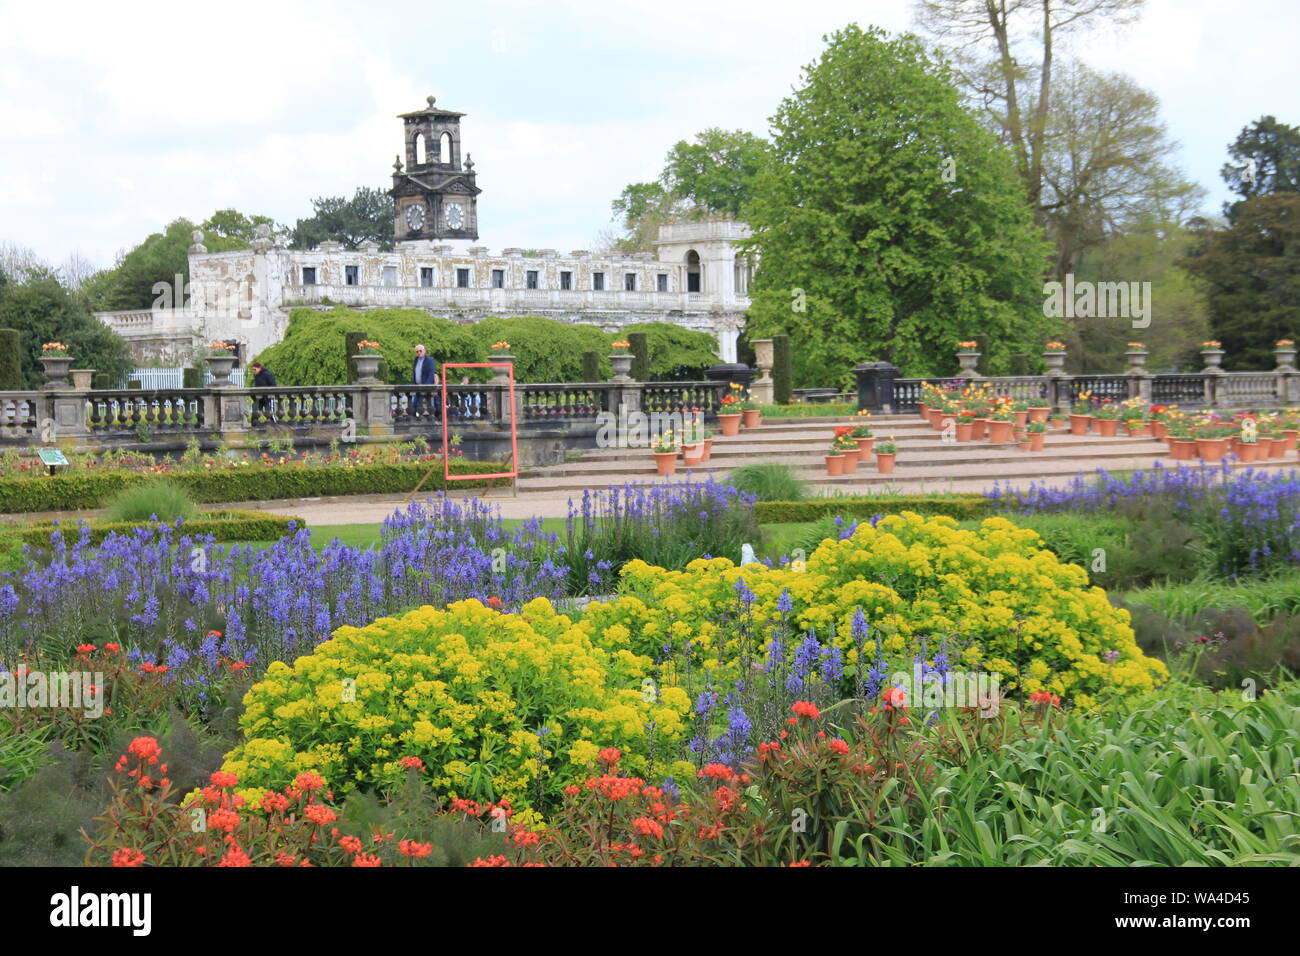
[613,512,1166,702]
[220,597,687,811]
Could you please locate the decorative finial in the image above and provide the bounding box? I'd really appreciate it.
[464,152,474,172]
[427,95,436,108]
[394,154,403,172]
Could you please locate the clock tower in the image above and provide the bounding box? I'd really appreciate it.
[390,96,481,242]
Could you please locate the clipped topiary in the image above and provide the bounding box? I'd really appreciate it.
[620,323,720,380]
[344,330,367,383]
[581,350,600,382]
[772,333,792,404]
[0,329,22,390]
[467,316,610,383]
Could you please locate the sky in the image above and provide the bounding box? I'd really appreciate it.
[1,0,1296,273]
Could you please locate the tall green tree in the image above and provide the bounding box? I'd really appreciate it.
[610,129,770,252]
[742,24,1050,385]
[0,270,134,389]
[201,209,290,245]
[290,187,395,251]
[1182,194,1300,370]
[1221,115,1300,223]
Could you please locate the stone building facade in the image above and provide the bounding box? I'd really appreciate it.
[96,98,753,369]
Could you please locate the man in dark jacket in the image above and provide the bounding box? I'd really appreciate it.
[412,344,438,418]
[249,361,277,421]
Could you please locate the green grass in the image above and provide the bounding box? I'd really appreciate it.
[238,517,570,553]
[757,402,855,418]
[727,464,808,501]
[1124,568,1300,624]
[103,480,196,523]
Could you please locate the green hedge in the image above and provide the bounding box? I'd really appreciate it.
[0,459,508,514]
[755,494,994,523]
[0,510,303,547]
[0,329,22,390]
[772,334,792,405]
[627,331,650,382]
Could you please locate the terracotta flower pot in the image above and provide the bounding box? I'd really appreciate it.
[929,408,946,430]
[1029,433,1045,451]
[955,422,973,442]
[1172,440,1197,460]
[1095,418,1119,437]
[1069,414,1092,436]
[1150,421,1166,439]
[654,451,678,476]
[971,418,988,440]
[1237,441,1258,462]
[702,438,713,461]
[986,420,1014,443]
[1196,438,1225,463]
[1017,440,1033,453]
[876,453,895,474]
[1028,406,1050,424]
[1014,410,1028,428]
[1125,421,1147,437]
[854,437,874,457]
[1284,429,1298,453]
[741,408,761,428]
[825,454,845,476]
[1270,437,1286,458]
[918,402,930,420]
[841,448,860,474]
[718,413,742,436]
[681,443,704,466]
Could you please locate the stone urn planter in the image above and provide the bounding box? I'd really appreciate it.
[841,448,860,474]
[718,412,742,436]
[741,408,761,428]
[353,353,383,384]
[489,353,515,385]
[609,352,635,382]
[1200,349,1225,371]
[1096,418,1121,437]
[956,350,981,377]
[70,369,94,390]
[653,451,678,476]
[1126,350,1148,370]
[825,453,845,477]
[1043,350,1067,372]
[204,354,237,388]
[39,355,74,388]
[1275,345,1298,371]
[876,453,896,474]
[1069,414,1092,436]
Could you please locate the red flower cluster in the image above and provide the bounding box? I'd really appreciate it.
[1029,690,1061,707]
[791,701,821,720]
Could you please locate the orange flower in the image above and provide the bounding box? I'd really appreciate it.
[597,747,622,767]
[352,852,382,867]
[207,808,240,832]
[339,835,363,855]
[275,852,298,867]
[399,839,433,858]
[305,804,336,826]
[112,848,145,867]
[791,701,821,720]
[632,817,664,840]
[399,756,425,771]
[829,739,850,756]
[218,845,252,867]
[881,687,907,709]
[127,737,162,763]
[294,771,326,791]
[210,770,239,788]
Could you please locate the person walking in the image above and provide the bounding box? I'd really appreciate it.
[412,344,439,418]
[249,361,277,422]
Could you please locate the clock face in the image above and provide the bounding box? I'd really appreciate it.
[406,204,425,230]
[445,203,465,230]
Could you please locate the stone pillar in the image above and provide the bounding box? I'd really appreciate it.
[1047,372,1071,417]
[715,322,740,364]
[853,362,898,413]
[49,388,90,450]
[217,388,251,441]
[359,385,393,437]
[750,338,775,405]
[1132,371,1153,404]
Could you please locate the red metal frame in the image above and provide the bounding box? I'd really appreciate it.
[440,363,519,481]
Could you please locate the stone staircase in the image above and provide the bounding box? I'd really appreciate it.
[516,414,1300,496]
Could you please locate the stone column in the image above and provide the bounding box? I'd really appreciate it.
[1047,372,1072,417]
[750,338,775,405]
[359,385,394,437]
[217,388,251,442]
[49,388,91,450]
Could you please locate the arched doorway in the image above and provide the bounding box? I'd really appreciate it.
[686,250,702,293]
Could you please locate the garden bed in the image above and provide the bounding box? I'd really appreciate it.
[0,510,304,548]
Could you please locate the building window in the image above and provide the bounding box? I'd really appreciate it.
[657,273,669,292]
[560,270,572,290]
[345,265,359,286]
[420,267,434,287]
[457,268,471,288]
[491,269,505,289]
[382,266,398,287]
[526,270,539,289]
[302,267,317,285]
[592,271,605,291]
[624,272,636,291]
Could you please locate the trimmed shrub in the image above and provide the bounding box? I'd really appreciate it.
[621,322,719,380]
[181,366,202,390]
[467,316,611,383]
[104,480,196,523]
[344,330,366,383]
[0,459,507,514]
[627,331,650,382]
[772,333,792,405]
[581,350,600,382]
[754,494,993,523]
[727,464,806,501]
[0,329,22,390]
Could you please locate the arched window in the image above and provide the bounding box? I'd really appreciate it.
[686,250,702,293]
[439,131,453,165]
[414,132,427,165]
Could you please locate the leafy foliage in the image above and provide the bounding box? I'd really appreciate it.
[466,316,611,382]
[620,322,720,380]
[1221,115,1300,221]
[103,481,197,524]
[741,25,1050,385]
[726,464,807,502]
[290,187,395,251]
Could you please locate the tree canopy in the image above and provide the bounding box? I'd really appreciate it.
[290,187,395,251]
[742,24,1050,385]
[1221,115,1300,223]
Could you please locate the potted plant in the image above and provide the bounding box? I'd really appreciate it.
[875,437,898,474]
[1280,409,1299,453]
[718,388,743,436]
[1027,399,1051,423]
[353,339,383,384]
[1147,404,1172,439]
[1258,418,1284,459]
[1125,342,1148,370]
[701,429,714,462]
[955,340,981,377]
[609,340,635,382]
[1026,420,1048,451]
[39,342,74,388]
[204,340,238,388]
[986,407,1016,444]
[851,414,874,456]
[651,431,679,476]
[1200,340,1225,370]
[739,391,762,429]
[1195,423,1231,462]
[1043,341,1067,372]
[955,408,975,442]
[1011,399,1030,429]
[1167,418,1197,460]
[1069,391,1093,435]
[834,432,860,473]
[1093,400,1122,437]
[1235,425,1259,463]
[1276,338,1297,371]
[825,439,846,477]
[1120,399,1146,436]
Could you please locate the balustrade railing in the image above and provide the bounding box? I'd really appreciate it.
[641,381,728,417]
[0,395,40,441]
[520,384,612,423]
[247,386,353,428]
[1151,374,1209,406]
[85,390,204,434]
